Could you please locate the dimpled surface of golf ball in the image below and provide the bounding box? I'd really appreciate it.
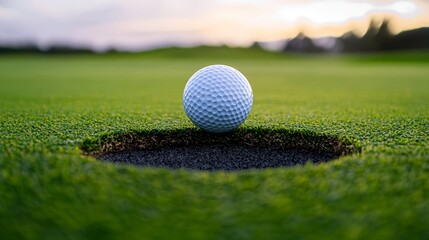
[183,65,253,133]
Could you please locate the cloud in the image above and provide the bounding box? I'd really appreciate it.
[0,0,427,50]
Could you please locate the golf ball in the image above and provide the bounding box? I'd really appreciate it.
[183,65,253,133]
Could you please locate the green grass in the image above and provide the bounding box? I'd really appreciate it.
[0,48,428,239]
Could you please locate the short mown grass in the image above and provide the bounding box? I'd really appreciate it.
[0,48,428,239]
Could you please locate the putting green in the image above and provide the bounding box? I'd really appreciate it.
[0,48,428,239]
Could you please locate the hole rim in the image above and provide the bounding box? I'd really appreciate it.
[81,128,360,171]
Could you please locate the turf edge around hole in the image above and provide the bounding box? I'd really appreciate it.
[81,128,359,171]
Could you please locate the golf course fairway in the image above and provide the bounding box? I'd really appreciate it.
[0,47,428,239]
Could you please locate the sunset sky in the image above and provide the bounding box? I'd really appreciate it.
[0,0,428,50]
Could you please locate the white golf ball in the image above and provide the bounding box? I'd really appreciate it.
[183,65,253,133]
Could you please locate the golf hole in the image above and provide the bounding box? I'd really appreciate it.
[82,129,358,171]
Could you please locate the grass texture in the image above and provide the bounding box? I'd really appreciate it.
[0,47,428,239]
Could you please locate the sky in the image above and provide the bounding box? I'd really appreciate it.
[0,0,428,51]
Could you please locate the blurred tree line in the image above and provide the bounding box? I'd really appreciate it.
[281,20,429,53]
[1,20,428,54]
[0,44,94,54]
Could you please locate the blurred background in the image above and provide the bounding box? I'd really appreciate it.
[0,0,428,53]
